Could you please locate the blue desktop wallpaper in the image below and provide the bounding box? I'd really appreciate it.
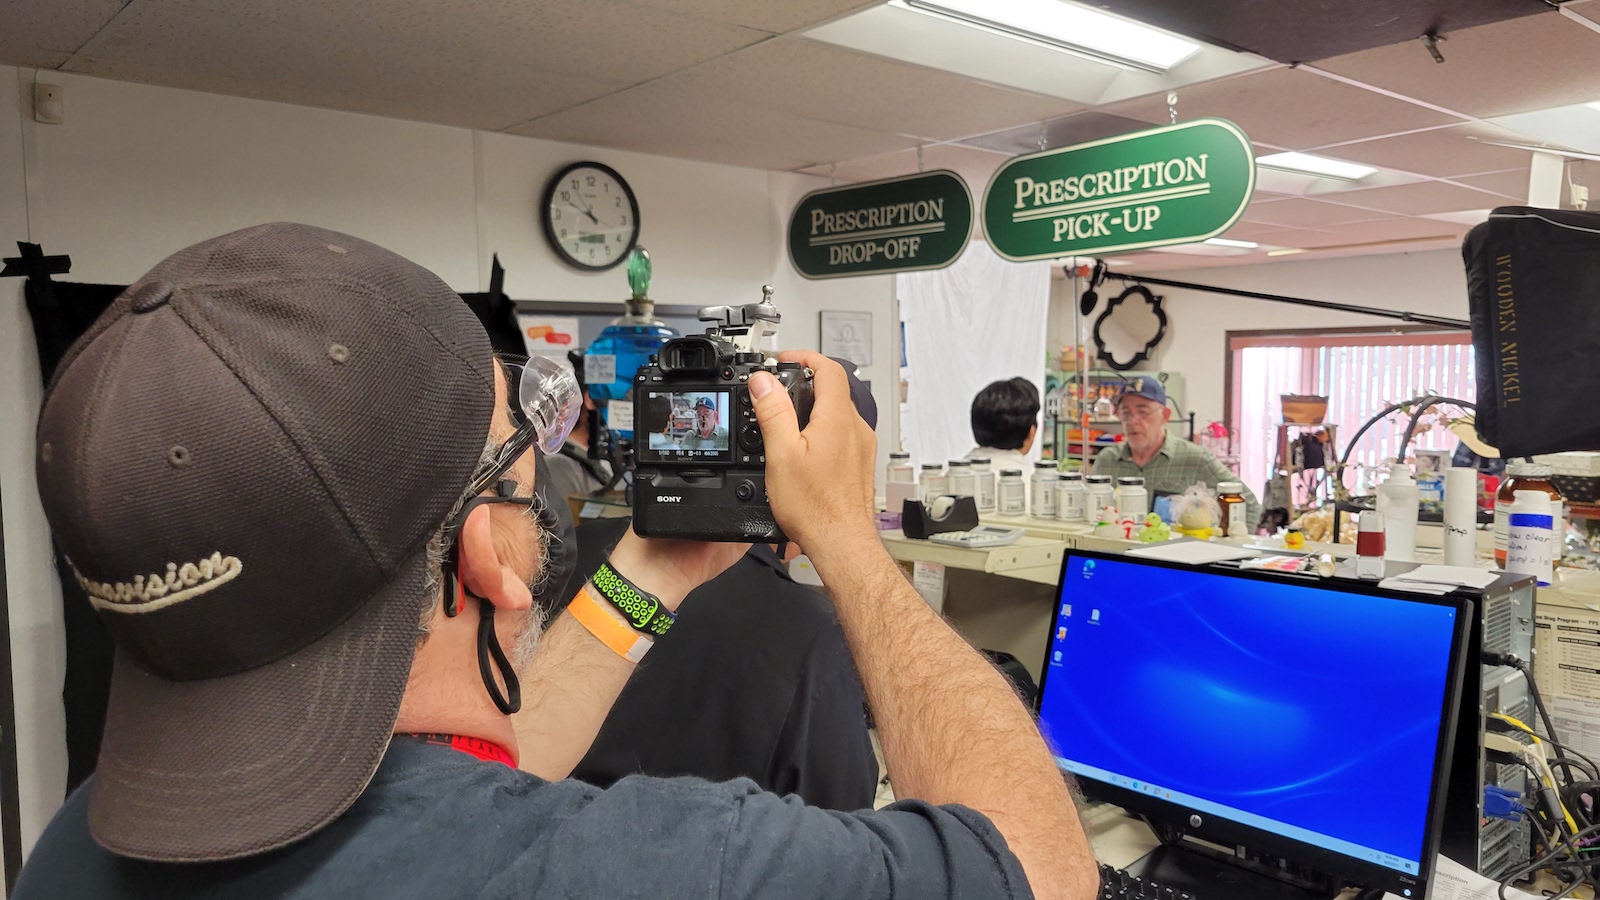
[1039,556,1458,867]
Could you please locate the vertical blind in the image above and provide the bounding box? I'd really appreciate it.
[1231,332,1475,498]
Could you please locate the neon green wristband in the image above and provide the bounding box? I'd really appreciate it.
[591,561,675,638]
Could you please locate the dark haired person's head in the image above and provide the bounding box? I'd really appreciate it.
[970,377,1040,451]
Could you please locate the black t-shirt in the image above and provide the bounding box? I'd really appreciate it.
[15,740,1031,900]
[562,518,877,811]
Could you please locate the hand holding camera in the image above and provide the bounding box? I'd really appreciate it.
[632,289,816,542]
[748,352,879,557]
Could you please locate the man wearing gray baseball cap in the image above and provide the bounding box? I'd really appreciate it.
[16,222,1094,900]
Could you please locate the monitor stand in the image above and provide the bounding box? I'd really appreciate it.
[1122,843,1340,900]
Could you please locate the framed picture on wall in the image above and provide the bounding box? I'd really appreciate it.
[820,310,873,367]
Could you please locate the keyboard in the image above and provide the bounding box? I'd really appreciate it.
[1099,863,1200,900]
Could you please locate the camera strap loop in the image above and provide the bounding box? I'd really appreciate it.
[442,484,533,714]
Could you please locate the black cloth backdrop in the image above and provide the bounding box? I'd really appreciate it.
[20,253,575,794]
[1465,207,1600,457]
[23,277,123,793]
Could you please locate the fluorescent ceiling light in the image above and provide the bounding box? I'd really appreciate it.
[1257,152,1377,181]
[1471,138,1600,163]
[1204,238,1258,249]
[1485,101,1600,156]
[1420,208,1494,226]
[1151,242,1253,257]
[894,0,1202,72]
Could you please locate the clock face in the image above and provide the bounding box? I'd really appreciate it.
[541,162,640,271]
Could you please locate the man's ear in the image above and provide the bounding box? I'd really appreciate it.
[456,504,533,612]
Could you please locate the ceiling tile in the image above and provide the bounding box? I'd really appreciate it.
[0,0,125,67]
[69,0,765,91]
[1308,217,1472,245]
[620,0,878,34]
[510,81,919,170]
[61,0,638,131]
[1312,123,1543,178]
[1256,227,1358,248]
[1218,222,1339,244]
[795,143,1008,195]
[664,38,1082,142]
[1452,168,1528,200]
[2,47,71,68]
[1330,180,1508,215]
[958,112,1157,156]
[1215,221,1289,241]
[1313,12,1600,118]
[1242,197,1393,228]
[1104,67,1462,148]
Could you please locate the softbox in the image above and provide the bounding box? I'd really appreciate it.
[1464,207,1600,457]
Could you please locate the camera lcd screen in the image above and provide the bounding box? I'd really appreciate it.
[638,391,732,461]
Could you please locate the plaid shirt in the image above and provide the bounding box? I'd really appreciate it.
[1092,436,1260,531]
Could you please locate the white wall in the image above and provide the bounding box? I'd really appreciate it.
[1047,249,1472,425]
[765,171,897,486]
[1,66,893,852]
[1,68,69,861]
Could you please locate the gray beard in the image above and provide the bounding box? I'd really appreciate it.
[505,513,553,672]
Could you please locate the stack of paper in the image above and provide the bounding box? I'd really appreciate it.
[1379,565,1501,595]
[1125,542,1258,564]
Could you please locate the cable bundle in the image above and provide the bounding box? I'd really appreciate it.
[1485,655,1600,900]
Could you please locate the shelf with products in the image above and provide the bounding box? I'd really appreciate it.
[1042,368,1190,463]
[1270,422,1339,515]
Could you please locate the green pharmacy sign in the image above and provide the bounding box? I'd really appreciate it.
[789,170,973,279]
[982,118,1255,261]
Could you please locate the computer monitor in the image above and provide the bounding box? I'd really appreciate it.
[1037,550,1470,899]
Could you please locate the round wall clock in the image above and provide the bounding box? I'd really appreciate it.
[541,162,640,271]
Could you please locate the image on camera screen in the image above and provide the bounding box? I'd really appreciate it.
[643,391,730,459]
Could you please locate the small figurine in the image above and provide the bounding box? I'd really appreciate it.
[1169,483,1222,541]
[1138,513,1171,543]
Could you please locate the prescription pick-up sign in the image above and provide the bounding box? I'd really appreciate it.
[982,119,1255,261]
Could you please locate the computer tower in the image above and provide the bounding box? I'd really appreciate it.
[1434,569,1538,880]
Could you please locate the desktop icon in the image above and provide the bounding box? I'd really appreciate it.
[1061,603,1072,617]
[1053,651,1063,664]
[1057,626,1067,641]
[1090,609,1101,623]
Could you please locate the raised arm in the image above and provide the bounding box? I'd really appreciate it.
[750,353,1098,900]
[512,531,746,779]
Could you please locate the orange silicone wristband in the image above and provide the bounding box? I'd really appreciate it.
[569,583,653,663]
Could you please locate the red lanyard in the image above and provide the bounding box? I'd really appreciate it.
[395,732,516,767]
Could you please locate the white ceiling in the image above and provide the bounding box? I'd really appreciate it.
[5,0,1600,268]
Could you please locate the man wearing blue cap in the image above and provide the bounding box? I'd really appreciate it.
[1092,377,1260,531]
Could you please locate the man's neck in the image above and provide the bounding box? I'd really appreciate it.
[393,616,520,764]
[1128,432,1166,468]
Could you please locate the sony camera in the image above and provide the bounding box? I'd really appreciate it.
[633,287,813,542]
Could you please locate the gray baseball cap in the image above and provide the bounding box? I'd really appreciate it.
[34,223,494,861]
